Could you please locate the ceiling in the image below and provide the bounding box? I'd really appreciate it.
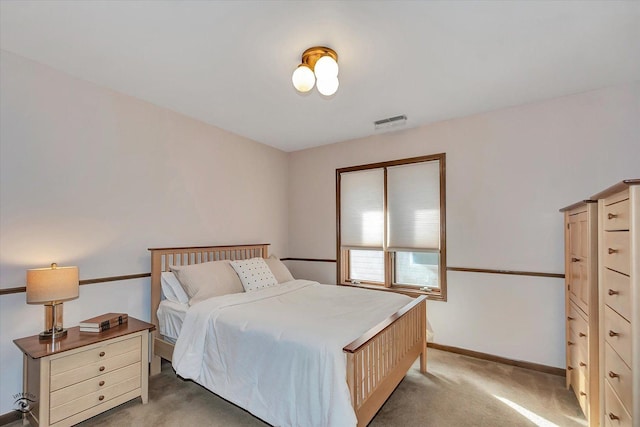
[1,1,639,152]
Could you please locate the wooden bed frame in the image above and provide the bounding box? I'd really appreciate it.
[148,243,427,427]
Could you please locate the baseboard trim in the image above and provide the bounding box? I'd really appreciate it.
[427,342,565,377]
[0,411,21,426]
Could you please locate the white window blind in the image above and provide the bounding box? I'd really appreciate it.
[340,169,384,248]
[386,160,440,251]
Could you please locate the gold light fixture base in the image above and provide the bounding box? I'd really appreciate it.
[301,46,338,70]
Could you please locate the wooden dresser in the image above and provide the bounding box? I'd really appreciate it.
[560,200,599,424]
[14,317,155,427]
[592,180,639,427]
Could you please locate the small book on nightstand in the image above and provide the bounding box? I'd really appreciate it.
[79,312,128,332]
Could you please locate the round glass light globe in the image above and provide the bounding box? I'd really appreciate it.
[292,65,315,92]
[314,55,339,80]
[316,77,339,96]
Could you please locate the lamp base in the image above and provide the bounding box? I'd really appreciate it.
[39,328,67,340]
[41,302,67,340]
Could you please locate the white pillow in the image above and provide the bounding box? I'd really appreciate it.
[230,257,278,292]
[265,256,295,283]
[171,260,244,305]
[161,271,189,304]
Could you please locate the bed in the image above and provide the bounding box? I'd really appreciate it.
[149,244,427,427]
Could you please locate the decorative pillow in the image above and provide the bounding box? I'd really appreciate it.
[265,256,295,283]
[161,271,189,304]
[170,260,244,305]
[230,257,278,292]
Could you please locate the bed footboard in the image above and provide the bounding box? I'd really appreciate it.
[344,295,427,427]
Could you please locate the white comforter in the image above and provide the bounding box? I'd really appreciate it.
[172,280,413,427]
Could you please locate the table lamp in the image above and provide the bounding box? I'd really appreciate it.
[26,263,79,339]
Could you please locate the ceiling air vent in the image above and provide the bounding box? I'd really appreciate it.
[374,115,407,131]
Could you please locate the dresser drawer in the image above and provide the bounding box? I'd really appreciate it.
[574,368,589,415]
[567,331,588,382]
[50,349,141,391]
[568,302,589,340]
[603,231,630,276]
[604,381,632,427]
[603,198,630,231]
[567,330,578,373]
[604,305,632,368]
[574,338,589,379]
[51,336,141,375]
[603,268,631,321]
[604,342,632,414]
[568,335,587,413]
[50,376,139,424]
[50,362,141,408]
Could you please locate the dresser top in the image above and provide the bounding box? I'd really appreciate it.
[559,199,597,213]
[14,317,155,359]
[590,179,640,200]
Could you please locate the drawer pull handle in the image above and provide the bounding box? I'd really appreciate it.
[579,362,586,367]
[567,341,575,346]
[99,366,106,372]
[571,257,580,262]
[98,395,105,401]
[609,330,619,337]
[608,371,619,379]
[608,248,618,254]
[567,316,575,321]
[578,332,586,338]
[99,351,105,357]
[608,213,618,220]
[579,391,586,396]
[608,289,619,296]
[99,380,105,386]
[608,413,619,421]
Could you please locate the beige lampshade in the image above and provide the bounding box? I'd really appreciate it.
[26,264,79,304]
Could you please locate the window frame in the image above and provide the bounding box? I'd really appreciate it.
[336,153,447,301]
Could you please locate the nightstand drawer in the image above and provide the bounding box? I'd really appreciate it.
[604,342,632,414]
[51,349,140,391]
[603,198,630,231]
[603,231,630,276]
[50,362,141,408]
[50,376,139,424]
[51,335,140,375]
[604,305,632,368]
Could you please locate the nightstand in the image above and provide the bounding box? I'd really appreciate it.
[14,317,155,427]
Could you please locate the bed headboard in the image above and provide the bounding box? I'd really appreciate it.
[147,243,269,334]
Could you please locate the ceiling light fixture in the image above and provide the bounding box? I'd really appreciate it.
[292,46,339,96]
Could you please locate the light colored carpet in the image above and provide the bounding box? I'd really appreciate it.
[9,349,585,426]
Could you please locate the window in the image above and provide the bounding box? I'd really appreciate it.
[336,154,446,300]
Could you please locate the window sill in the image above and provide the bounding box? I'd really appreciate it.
[339,282,446,301]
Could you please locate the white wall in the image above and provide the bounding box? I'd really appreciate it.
[287,82,640,368]
[0,51,289,414]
